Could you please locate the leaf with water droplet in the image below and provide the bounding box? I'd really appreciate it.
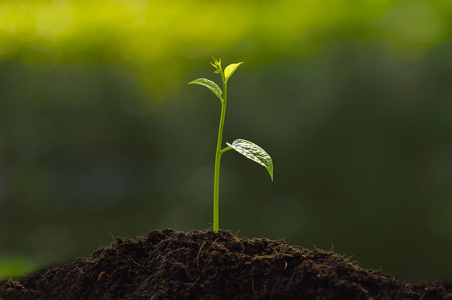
[188,78,222,100]
[226,139,273,181]
[224,62,244,81]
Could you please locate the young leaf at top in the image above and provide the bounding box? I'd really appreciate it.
[211,57,222,73]
[224,62,244,81]
[188,78,223,100]
[226,139,273,181]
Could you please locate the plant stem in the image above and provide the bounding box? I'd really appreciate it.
[213,78,227,232]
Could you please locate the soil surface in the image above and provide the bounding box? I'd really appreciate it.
[1,229,451,300]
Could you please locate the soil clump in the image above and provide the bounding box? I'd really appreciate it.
[1,229,451,299]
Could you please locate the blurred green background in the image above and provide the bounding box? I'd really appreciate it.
[1,0,452,282]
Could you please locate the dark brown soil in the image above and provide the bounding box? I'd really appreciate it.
[1,229,451,300]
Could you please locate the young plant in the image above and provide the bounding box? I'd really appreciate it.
[189,58,273,232]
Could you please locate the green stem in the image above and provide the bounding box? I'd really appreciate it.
[213,78,227,232]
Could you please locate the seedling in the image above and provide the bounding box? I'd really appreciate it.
[189,58,273,232]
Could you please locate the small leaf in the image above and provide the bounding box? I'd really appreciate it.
[210,57,222,70]
[226,139,273,181]
[224,62,244,81]
[188,78,223,100]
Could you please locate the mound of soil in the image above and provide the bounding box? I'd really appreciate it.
[1,229,451,300]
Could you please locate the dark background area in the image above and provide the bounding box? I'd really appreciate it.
[0,0,451,282]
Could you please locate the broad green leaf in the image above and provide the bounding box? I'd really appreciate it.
[224,62,244,81]
[188,78,222,100]
[226,139,273,181]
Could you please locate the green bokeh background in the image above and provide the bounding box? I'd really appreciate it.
[1,0,452,281]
